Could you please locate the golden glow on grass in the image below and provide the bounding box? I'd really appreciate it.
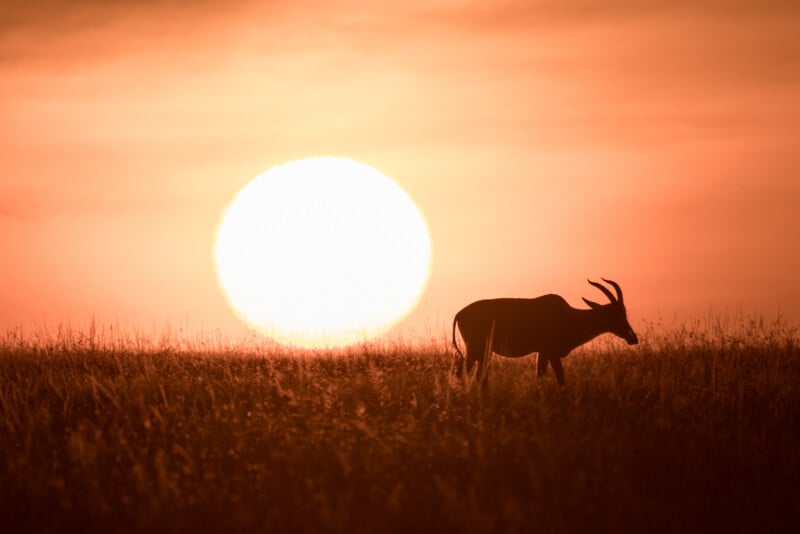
[214,157,431,348]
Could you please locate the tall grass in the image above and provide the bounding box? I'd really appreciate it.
[1,317,798,532]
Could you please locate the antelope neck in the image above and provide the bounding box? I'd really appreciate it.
[571,307,613,346]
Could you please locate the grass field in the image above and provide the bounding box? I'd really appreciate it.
[1,317,799,533]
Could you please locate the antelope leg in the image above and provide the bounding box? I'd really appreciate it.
[537,354,549,377]
[550,357,565,386]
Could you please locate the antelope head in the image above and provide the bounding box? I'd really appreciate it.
[582,278,638,345]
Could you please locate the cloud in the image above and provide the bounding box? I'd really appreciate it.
[0,0,255,67]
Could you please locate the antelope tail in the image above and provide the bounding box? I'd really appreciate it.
[452,316,464,358]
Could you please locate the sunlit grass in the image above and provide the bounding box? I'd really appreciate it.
[1,316,799,532]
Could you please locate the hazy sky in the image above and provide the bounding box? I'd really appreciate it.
[2,0,799,341]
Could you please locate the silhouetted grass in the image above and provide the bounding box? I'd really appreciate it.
[1,317,799,533]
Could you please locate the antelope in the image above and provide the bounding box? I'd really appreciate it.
[452,278,638,385]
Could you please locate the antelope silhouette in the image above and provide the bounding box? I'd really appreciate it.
[452,278,638,385]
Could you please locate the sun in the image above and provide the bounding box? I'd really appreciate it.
[214,157,432,348]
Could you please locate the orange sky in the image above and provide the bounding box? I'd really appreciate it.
[2,0,799,341]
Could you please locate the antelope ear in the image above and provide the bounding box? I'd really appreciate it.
[582,298,602,310]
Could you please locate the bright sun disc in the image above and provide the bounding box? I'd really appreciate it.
[214,157,432,348]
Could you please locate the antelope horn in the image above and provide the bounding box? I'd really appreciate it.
[587,279,616,304]
[601,278,624,303]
